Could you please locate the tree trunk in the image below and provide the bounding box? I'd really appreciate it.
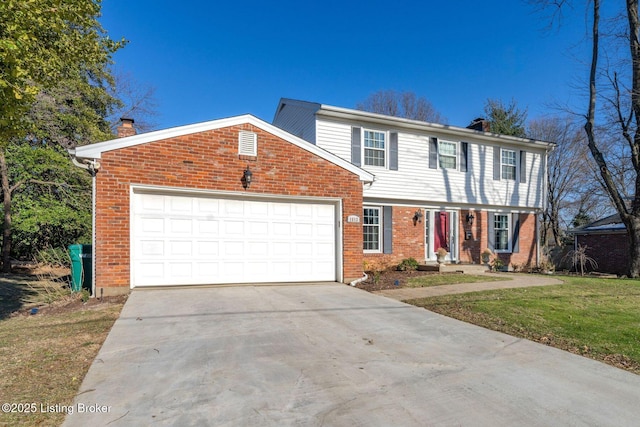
[0,151,12,273]
[626,217,640,278]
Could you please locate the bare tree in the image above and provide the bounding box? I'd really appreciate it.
[529,117,592,246]
[356,90,447,124]
[107,70,159,134]
[532,0,640,276]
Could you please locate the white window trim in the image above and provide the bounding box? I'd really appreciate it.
[363,206,382,253]
[363,129,387,168]
[438,140,458,170]
[493,213,512,253]
[501,148,517,180]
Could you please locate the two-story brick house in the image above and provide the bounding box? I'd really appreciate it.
[273,98,555,269]
[72,99,554,295]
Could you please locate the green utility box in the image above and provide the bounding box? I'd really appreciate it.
[69,244,93,294]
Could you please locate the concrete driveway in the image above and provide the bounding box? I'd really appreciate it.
[64,284,640,426]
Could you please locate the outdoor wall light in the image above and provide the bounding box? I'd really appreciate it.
[466,213,475,226]
[242,166,252,189]
[412,209,423,226]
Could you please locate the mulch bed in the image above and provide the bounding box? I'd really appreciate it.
[355,269,447,292]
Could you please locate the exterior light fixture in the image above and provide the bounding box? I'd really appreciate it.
[412,209,423,226]
[466,213,475,226]
[242,166,252,189]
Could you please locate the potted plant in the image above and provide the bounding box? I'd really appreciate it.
[436,247,448,264]
[481,249,492,265]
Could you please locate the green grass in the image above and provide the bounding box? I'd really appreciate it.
[0,274,124,427]
[405,273,509,288]
[408,275,640,374]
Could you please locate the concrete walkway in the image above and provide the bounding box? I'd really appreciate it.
[374,273,564,301]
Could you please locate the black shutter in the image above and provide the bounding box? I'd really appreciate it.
[488,212,495,251]
[351,127,361,166]
[429,137,438,169]
[389,132,398,171]
[460,142,469,172]
[383,206,393,254]
[512,213,520,253]
[493,146,501,180]
[520,150,527,183]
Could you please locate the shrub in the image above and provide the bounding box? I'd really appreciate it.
[491,256,505,271]
[397,258,419,271]
[562,244,598,276]
[364,255,396,285]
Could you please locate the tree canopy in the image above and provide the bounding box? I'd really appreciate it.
[0,0,124,142]
[0,0,126,271]
[483,99,528,138]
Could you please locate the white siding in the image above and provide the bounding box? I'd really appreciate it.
[315,118,353,161]
[315,118,547,209]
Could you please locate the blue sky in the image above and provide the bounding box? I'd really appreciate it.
[100,0,590,131]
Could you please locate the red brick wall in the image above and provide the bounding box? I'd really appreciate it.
[95,123,364,291]
[577,233,629,275]
[362,209,538,270]
[363,206,424,267]
[459,210,537,268]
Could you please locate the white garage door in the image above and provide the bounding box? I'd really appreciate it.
[131,192,338,287]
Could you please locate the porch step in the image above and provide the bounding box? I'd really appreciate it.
[418,263,489,274]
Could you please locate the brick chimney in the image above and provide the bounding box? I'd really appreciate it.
[467,118,490,132]
[117,117,136,138]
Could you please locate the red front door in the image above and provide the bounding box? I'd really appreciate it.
[434,212,449,253]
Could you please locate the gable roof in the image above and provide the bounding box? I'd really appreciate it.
[274,98,557,151]
[71,114,375,182]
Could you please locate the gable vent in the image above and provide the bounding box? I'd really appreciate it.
[238,131,257,156]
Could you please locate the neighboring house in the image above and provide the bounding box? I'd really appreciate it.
[571,214,629,275]
[273,99,555,269]
[71,100,555,296]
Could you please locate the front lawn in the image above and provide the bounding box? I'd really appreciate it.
[407,275,640,374]
[0,272,125,427]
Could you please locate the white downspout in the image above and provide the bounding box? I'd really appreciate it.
[69,151,100,298]
[91,173,96,298]
[349,272,368,287]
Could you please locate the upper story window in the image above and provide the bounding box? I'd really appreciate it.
[438,141,457,169]
[429,137,468,172]
[494,214,510,251]
[501,149,517,180]
[363,130,386,167]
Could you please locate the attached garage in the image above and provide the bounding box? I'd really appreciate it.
[132,191,340,286]
[71,115,373,295]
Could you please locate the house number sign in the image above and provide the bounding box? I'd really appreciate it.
[347,215,360,223]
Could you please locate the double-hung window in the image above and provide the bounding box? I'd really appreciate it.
[501,149,517,180]
[364,130,386,167]
[438,141,457,169]
[363,207,381,251]
[494,214,510,251]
